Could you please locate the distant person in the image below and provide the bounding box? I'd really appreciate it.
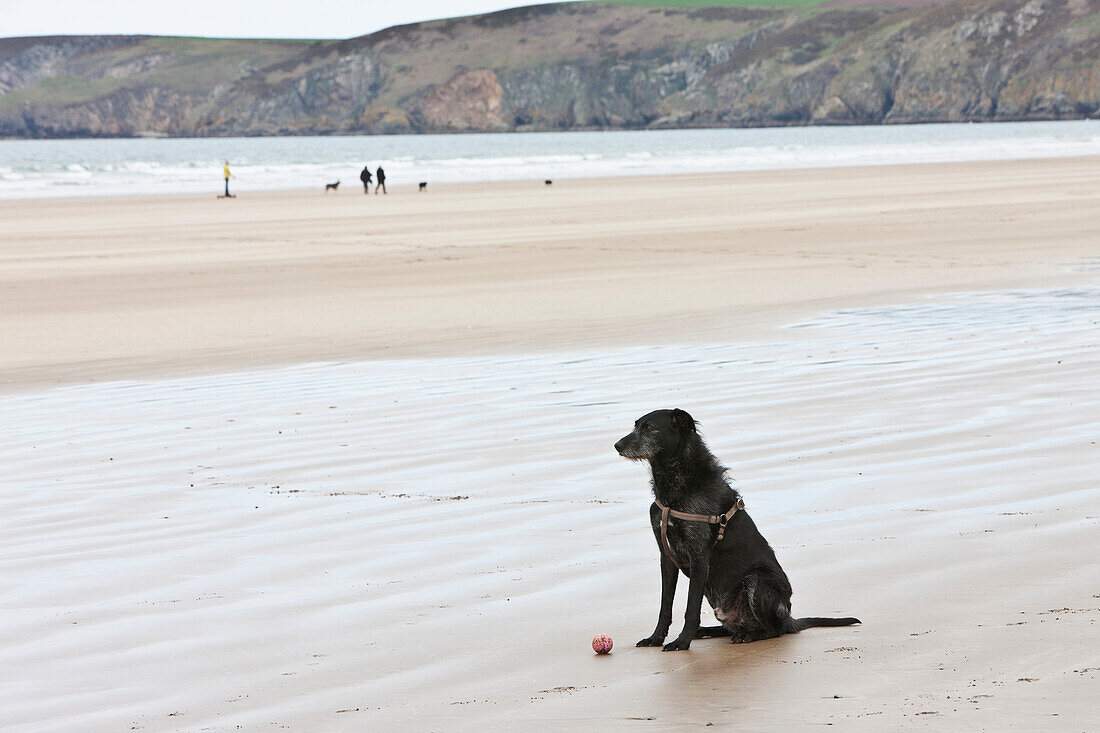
[375,165,386,195]
[359,165,372,193]
[222,160,235,198]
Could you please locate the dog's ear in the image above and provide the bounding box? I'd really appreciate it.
[669,408,697,434]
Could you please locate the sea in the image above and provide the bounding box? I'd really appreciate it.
[1,119,1098,199]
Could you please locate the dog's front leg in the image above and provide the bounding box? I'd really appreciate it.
[662,554,709,651]
[636,552,678,647]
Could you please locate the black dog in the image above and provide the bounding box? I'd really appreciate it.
[325,181,340,193]
[615,408,859,651]
[544,179,553,186]
[418,182,428,192]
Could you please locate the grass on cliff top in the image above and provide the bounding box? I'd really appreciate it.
[0,76,125,111]
[144,36,317,45]
[602,0,835,8]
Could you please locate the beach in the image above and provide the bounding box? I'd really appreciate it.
[2,156,1098,389]
[2,157,1098,731]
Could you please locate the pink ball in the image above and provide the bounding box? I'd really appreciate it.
[592,634,613,654]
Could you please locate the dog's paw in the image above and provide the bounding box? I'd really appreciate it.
[636,636,665,647]
[662,637,692,652]
[726,625,751,644]
[730,629,768,644]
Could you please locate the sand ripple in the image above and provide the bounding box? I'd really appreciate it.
[2,287,1098,730]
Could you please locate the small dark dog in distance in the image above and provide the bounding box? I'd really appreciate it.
[615,408,860,651]
[325,181,340,193]
[545,180,553,186]
[419,182,428,192]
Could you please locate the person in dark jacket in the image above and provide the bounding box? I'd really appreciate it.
[359,166,372,193]
[375,166,386,195]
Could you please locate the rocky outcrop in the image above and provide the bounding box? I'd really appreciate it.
[0,0,1097,138]
[410,69,509,131]
[804,0,1100,124]
[498,37,770,129]
[0,36,134,94]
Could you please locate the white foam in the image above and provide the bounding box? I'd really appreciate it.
[1,120,1098,199]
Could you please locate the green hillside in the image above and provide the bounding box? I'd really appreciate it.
[1,0,1097,138]
[606,0,836,7]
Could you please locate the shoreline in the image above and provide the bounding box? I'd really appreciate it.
[4,120,1099,203]
[4,149,1100,201]
[2,156,1098,392]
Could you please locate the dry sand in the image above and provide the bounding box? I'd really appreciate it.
[1,158,1098,731]
[2,156,1098,389]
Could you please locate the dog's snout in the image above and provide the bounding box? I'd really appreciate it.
[616,432,648,460]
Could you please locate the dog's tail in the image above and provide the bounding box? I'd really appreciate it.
[793,616,861,631]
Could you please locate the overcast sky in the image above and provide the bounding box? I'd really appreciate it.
[6,1,575,40]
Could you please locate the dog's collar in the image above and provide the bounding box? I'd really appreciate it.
[654,495,745,571]
[654,497,744,528]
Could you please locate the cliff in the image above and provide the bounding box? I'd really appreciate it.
[1,0,1097,138]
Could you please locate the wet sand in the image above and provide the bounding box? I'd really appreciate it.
[1,158,1098,731]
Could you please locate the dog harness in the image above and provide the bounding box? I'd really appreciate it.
[654,495,745,571]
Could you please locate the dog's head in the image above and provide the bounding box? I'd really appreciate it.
[614,408,697,461]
